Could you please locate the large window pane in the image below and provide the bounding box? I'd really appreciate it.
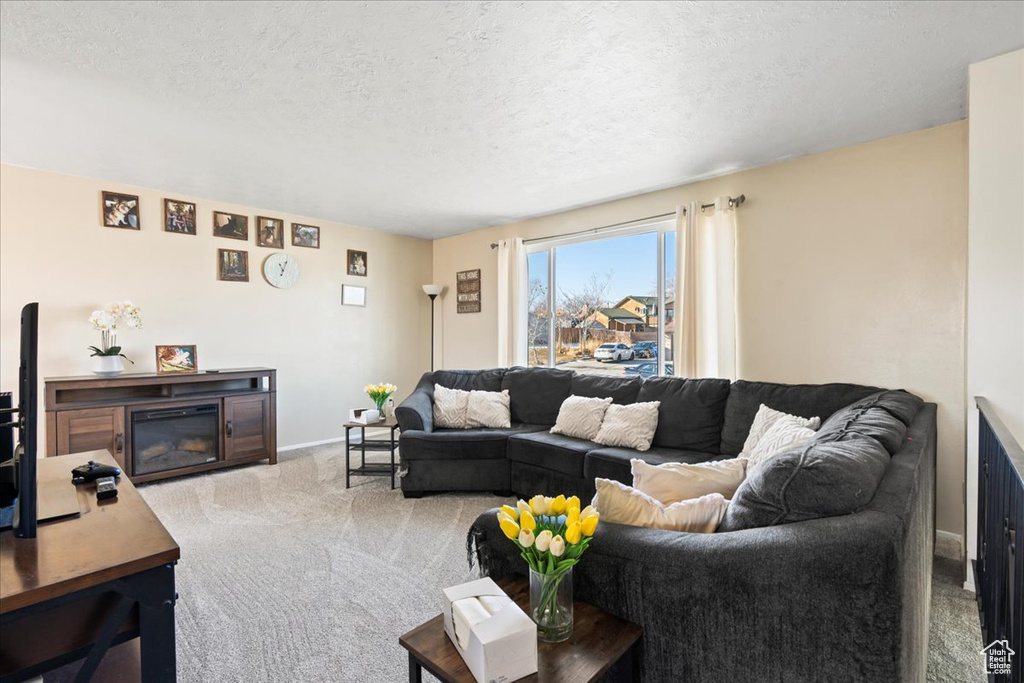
[553,232,658,377]
[526,251,549,366]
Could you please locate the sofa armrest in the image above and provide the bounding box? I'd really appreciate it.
[469,510,908,683]
[396,385,433,433]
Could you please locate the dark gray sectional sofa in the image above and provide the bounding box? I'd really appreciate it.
[397,366,937,682]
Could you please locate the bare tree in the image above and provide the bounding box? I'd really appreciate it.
[526,278,548,365]
[558,271,613,357]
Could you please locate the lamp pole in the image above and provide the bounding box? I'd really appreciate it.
[422,285,444,372]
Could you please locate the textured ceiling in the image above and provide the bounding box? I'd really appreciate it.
[1,1,1021,238]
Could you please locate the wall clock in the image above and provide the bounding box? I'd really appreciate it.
[263,253,300,288]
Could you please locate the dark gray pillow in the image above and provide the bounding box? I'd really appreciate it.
[501,367,573,425]
[635,377,730,452]
[814,391,923,455]
[719,381,883,455]
[431,369,507,392]
[718,435,890,531]
[570,373,642,405]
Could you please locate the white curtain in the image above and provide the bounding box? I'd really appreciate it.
[496,238,528,367]
[673,197,738,379]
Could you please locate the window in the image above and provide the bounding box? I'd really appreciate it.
[526,219,675,377]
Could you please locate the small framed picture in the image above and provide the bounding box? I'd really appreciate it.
[256,216,284,249]
[164,199,196,235]
[102,191,140,229]
[155,345,198,375]
[218,249,249,282]
[347,249,367,277]
[456,269,482,313]
[292,223,320,249]
[342,284,366,306]
[213,211,248,240]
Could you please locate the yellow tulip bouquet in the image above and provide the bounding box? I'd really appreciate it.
[496,494,599,641]
[364,382,397,414]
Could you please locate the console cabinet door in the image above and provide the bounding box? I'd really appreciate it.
[223,394,271,461]
[55,407,127,468]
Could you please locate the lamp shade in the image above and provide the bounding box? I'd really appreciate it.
[422,284,444,296]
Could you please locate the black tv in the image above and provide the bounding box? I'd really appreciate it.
[0,302,39,537]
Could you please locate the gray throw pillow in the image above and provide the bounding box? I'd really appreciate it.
[814,390,924,455]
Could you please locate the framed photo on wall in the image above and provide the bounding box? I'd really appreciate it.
[102,191,140,229]
[213,211,248,240]
[347,249,367,276]
[256,216,284,249]
[164,199,197,235]
[292,223,320,249]
[155,345,198,375]
[456,268,481,313]
[217,249,249,282]
[342,284,366,306]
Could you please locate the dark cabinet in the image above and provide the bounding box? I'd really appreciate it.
[224,393,273,461]
[55,406,126,470]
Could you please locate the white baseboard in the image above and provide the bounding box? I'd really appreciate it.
[278,436,346,452]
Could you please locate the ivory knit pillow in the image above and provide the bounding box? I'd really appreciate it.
[465,389,512,429]
[740,404,820,457]
[550,395,613,441]
[433,384,470,428]
[593,478,728,533]
[745,417,816,470]
[593,401,661,452]
[631,457,747,505]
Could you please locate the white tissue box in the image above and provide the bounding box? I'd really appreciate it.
[349,408,379,424]
[442,577,538,683]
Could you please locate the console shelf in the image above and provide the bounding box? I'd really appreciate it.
[45,368,277,483]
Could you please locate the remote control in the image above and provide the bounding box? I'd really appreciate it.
[71,460,121,484]
[95,476,118,500]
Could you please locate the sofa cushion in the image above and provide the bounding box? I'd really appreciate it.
[594,479,728,533]
[631,457,747,504]
[584,446,720,484]
[501,367,574,425]
[570,373,642,405]
[465,389,512,429]
[635,377,730,451]
[593,401,661,452]
[745,418,817,470]
[718,434,890,531]
[720,381,883,456]
[814,390,923,455]
[507,430,594,478]
[433,384,470,428]
[399,423,546,461]
[740,404,821,457]
[550,396,612,441]
[432,368,507,392]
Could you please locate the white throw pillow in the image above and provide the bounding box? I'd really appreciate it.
[631,457,747,505]
[433,383,470,428]
[745,417,817,469]
[740,404,820,457]
[593,401,661,452]
[465,389,511,429]
[550,395,613,441]
[593,478,728,533]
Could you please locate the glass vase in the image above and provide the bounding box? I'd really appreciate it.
[529,567,573,642]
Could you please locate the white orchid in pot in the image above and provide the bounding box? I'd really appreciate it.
[88,300,142,377]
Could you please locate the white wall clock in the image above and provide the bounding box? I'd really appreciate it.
[263,253,300,288]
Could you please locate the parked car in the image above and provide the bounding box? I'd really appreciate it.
[624,362,674,378]
[594,342,634,362]
[632,341,658,359]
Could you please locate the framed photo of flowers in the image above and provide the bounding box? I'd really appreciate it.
[218,249,249,282]
[102,191,140,229]
[164,199,197,235]
[155,345,198,375]
[256,216,284,249]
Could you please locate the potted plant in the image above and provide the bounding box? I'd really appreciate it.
[88,301,142,377]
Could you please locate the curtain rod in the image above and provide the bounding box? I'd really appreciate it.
[489,194,745,249]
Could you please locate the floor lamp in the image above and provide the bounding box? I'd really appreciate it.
[422,284,444,371]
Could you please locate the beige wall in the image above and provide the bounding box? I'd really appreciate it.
[965,48,1024,579]
[0,164,433,450]
[433,122,968,537]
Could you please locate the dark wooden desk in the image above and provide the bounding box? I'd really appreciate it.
[0,451,180,682]
[399,578,642,683]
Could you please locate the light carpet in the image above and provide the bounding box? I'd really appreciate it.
[129,445,982,682]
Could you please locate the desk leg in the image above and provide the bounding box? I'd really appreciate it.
[361,426,366,468]
[408,652,422,683]
[345,426,351,489]
[135,563,177,683]
[390,428,396,489]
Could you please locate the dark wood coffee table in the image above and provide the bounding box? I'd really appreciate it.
[399,577,642,683]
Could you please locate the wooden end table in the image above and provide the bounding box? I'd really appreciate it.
[344,418,400,489]
[399,577,642,683]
